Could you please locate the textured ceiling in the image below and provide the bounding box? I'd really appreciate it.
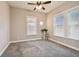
[8,1,64,13]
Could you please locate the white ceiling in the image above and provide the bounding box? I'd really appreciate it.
[8,1,64,13]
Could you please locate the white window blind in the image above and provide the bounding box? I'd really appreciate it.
[27,16,37,35]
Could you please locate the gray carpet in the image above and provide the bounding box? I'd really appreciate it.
[1,40,79,57]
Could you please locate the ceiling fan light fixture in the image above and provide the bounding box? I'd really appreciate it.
[36,5,42,9]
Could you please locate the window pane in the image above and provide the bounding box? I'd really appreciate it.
[67,8,79,40]
[54,14,65,37]
[27,16,37,35]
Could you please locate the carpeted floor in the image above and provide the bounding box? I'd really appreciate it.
[1,40,79,57]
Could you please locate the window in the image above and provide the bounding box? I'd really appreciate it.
[67,7,79,40]
[54,13,65,37]
[53,6,79,40]
[27,16,37,35]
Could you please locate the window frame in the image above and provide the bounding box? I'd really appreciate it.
[53,5,79,40]
[26,16,37,36]
[53,12,65,37]
[66,6,79,40]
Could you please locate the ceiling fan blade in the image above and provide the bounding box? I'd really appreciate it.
[43,1,51,4]
[33,7,36,11]
[27,3,36,5]
[42,7,45,10]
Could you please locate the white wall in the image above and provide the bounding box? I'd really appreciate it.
[0,2,10,55]
[10,7,46,41]
[47,2,79,49]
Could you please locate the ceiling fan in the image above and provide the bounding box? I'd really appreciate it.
[27,1,51,11]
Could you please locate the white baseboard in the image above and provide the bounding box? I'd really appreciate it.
[0,38,41,56]
[0,42,10,56]
[9,38,41,44]
[1,38,79,56]
[49,38,79,52]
